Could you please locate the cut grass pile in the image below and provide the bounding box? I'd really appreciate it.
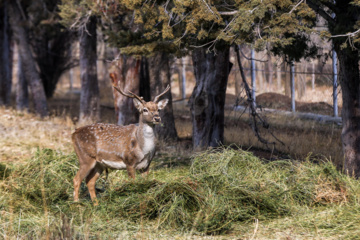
[1,147,360,239]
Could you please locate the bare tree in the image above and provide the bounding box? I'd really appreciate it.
[148,52,178,141]
[189,47,231,149]
[16,50,29,111]
[0,1,12,106]
[78,16,100,124]
[8,1,48,117]
[110,55,141,125]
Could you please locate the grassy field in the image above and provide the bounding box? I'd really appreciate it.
[1,107,359,239]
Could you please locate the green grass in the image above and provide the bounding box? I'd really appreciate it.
[1,147,360,239]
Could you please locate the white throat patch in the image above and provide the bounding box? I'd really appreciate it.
[142,124,155,155]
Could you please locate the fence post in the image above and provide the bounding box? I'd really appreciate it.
[290,61,295,112]
[251,48,256,104]
[332,50,338,117]
[332,4,338,117]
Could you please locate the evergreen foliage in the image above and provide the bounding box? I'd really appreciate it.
[59,0,317,58]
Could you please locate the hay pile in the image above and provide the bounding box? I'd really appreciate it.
[0,147,359,238]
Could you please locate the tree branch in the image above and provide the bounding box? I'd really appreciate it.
[234,45,285,148]
[218,10,238,15]
[331,28,360,38]
[319,1,338,15]
[288,0,304,15]
[218,6,258,15]
[200,0,219,19]
[306,0,335,25]
[239,48,268,63]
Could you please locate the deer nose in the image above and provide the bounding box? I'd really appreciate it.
[154,116,161,122]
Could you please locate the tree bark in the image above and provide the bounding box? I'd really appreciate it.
[189,47,230,149]
[34,30,75,98]
[336,48,360,177]
[79,16,100,124]
[148,52,178,141]
[304,0,360,177]
[285,63,291,97]
[256,53,264,91]
[297,59,306,99]
[16,52,29,111]
[276,62,282,90]
[139,57,151,102]
[0,1,12,106]
[111,55,140,125]
[266,52,273,91]
[8,1,48,117]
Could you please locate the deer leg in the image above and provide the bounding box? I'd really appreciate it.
[73,159,96,202]
[85,163,104,206]
[140,165,150,177]
[126,165,136,180]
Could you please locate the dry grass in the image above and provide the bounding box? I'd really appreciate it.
[224,112,342,163]
[1,92,344,169]
[0,107,74,163]
[172,101,343,168]
[1,146,360,239]
[1,106,360,239]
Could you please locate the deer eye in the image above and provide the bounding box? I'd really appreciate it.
[143,108,148,113]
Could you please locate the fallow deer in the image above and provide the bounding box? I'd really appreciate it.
[72,73,170,205]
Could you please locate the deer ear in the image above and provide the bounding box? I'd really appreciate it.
[157,99,169,110]
[133,98,143,111]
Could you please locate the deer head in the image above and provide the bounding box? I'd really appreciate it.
[110,73,170,125]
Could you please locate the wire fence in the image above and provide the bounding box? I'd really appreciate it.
[170,52,339,117]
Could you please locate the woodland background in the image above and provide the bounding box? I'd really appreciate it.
[1,1,360,238]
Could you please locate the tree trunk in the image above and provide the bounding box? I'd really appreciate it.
[336,48,360,177]
[256,53,264,92]
[235,48,244,96]
[276,62,282,90]
[97,30,108,88]
[111,55,140,125]
[34,30,75,98]
[16,52,29,111]
[139,57,151,102]
[8,1,48,117]
[79,16,100,124]
[266,52,273,91]
[311,60,315,90]
[297,60,306,99]
[285,63,291,97]
[0,1,12,106]
[189,47,230,149]
[148,52,178,141]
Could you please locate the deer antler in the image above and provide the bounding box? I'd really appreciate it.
[153,84,170,103]
[110,73,145,104]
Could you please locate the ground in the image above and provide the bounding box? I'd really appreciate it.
[0,89,356,239]
[1,89,342,166]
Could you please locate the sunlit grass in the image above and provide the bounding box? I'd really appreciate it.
[0,104,356,239]
[1,146,359,239]
[0,107,74,163]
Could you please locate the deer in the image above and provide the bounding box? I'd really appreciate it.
[72,73,170,205]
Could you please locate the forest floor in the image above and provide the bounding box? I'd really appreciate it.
[37,89,345,167]
[1,88,343,167]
